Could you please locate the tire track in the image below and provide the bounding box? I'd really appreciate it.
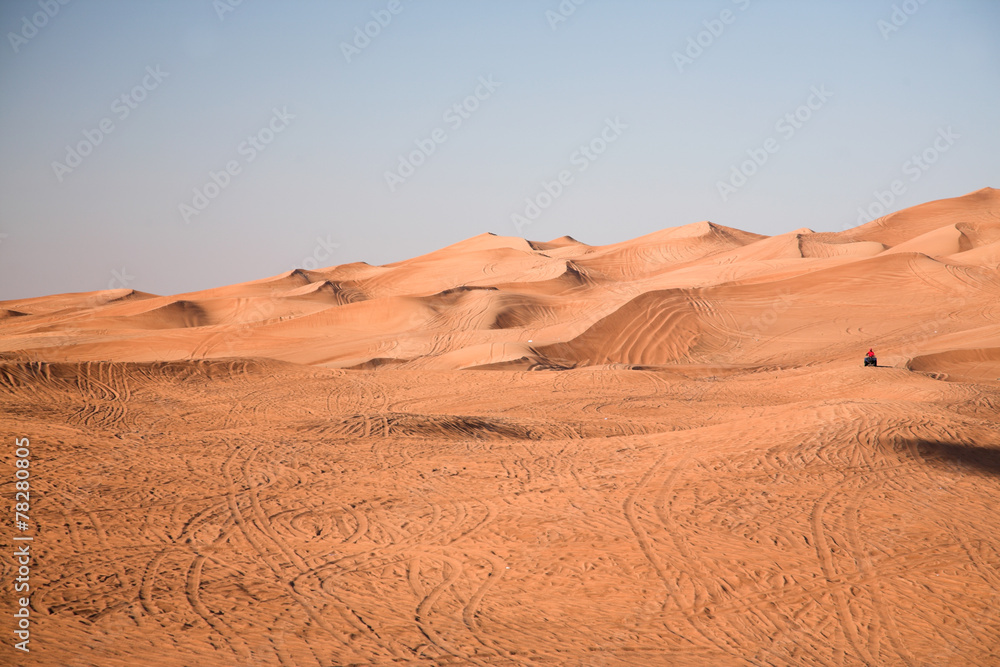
[219,442,359,656]
[412,553,488,666]
[809,481,876,666]
[184,554,254,662]
[651,459,763,664]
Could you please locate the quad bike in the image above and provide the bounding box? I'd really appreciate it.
[864,356,877,367]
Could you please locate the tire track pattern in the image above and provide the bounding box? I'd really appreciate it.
[7,361,999,666]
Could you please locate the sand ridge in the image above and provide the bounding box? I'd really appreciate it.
[2,188,999,380]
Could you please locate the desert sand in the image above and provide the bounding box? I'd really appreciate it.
[1,187,999,666]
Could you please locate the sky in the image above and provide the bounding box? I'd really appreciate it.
[0,0,998,300]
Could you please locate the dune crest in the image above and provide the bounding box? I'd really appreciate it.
[1,188,997,378]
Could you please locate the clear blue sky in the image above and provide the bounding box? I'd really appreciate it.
[1,0,998,299]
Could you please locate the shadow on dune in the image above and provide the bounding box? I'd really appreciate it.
[908,440,1000,477]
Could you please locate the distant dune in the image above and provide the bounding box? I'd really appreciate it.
[1,189,998,666]
[3,187,998,380]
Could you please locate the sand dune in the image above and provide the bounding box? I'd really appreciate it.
[829,186,1000,246]
[538,290,710,366]
[908,346,1000,382]
[798,236,887,258]
[1,188,999,666]
[3,188,997,374]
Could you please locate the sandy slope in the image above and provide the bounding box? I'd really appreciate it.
[1,188,999,666]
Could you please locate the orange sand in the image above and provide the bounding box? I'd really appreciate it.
[1,188,998,666]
